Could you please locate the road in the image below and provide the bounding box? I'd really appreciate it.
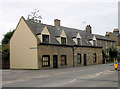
[2,63,119,87]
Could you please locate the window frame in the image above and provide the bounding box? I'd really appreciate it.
[42,55,50,67]
[93,53,97,63]
[42,34,49,43]
[61,55,67,65]
[61,37,66,44]
[77,53,82,64]
[93,40,97,46]
[77,38,81,45]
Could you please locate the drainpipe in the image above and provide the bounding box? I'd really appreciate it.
[72,45,75,67]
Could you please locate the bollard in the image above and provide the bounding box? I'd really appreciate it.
[114,59,118,70]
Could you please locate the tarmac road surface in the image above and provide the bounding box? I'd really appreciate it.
[2,63,119,87]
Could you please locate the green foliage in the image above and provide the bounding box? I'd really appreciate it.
[0,45,1,52]
[2,30,14,45]
[108,46,118,59]
[2,44,9,60]
[102,46,118,62]
[106,56,110,62]
[2,30,14,60]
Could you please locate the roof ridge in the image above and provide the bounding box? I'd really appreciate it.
[61,26,85,32]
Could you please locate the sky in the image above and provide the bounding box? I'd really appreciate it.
[0,0,119,44]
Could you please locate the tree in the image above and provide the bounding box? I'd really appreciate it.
[27,9,42,22]
[2,30,14,45]
[109,46,118,59]
[2,30,14,60]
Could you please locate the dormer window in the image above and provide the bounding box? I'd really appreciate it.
[61,37,66,44]
[77,38,81,45]
[93,40,97,46]
[42,35,49,43]
[92,35,97,46]
[72,33,82,45]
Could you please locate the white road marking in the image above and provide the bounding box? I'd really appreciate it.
[95,70,114,76]
[69,79,77,83]
[96,72,103,76]
[46,78,77,87]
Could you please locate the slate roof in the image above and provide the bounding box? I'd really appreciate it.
[112,33,120,38]
[92,34,115,42]
[25,19,115,47]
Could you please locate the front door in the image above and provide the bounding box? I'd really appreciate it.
[84,54,87,66]
[103,58,106,64]
[53,55,58,68]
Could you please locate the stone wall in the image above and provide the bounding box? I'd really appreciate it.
[37,45,73,69]
[106,32,118,48]
[38,44,103,69]
[74,47,103,67]
[97,39,115,50]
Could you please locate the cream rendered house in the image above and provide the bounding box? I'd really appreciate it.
[10,17,38,69]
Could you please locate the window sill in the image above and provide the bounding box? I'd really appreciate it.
[77,63,82,64]
[42,66,50,67]
[61,64,67,66]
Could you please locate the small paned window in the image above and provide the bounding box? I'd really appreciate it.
[42,35,49,43]
[61,55,67,65]
[42,55,50,67]
[77,53,81,64]
[61,37,66,44]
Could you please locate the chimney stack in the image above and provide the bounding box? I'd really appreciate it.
[105,32,109,37]
[54,19,60,28]
[113,28,119,36]
[86,25,92,34]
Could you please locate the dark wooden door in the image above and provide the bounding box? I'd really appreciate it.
[103,58,106,64]
[53,55,58,68]
[84,54,87,66]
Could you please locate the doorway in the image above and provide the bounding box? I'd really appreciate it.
[53,55,58,68]
[84,54,87,66]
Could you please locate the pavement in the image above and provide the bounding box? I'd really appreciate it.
[1,63,119,87]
